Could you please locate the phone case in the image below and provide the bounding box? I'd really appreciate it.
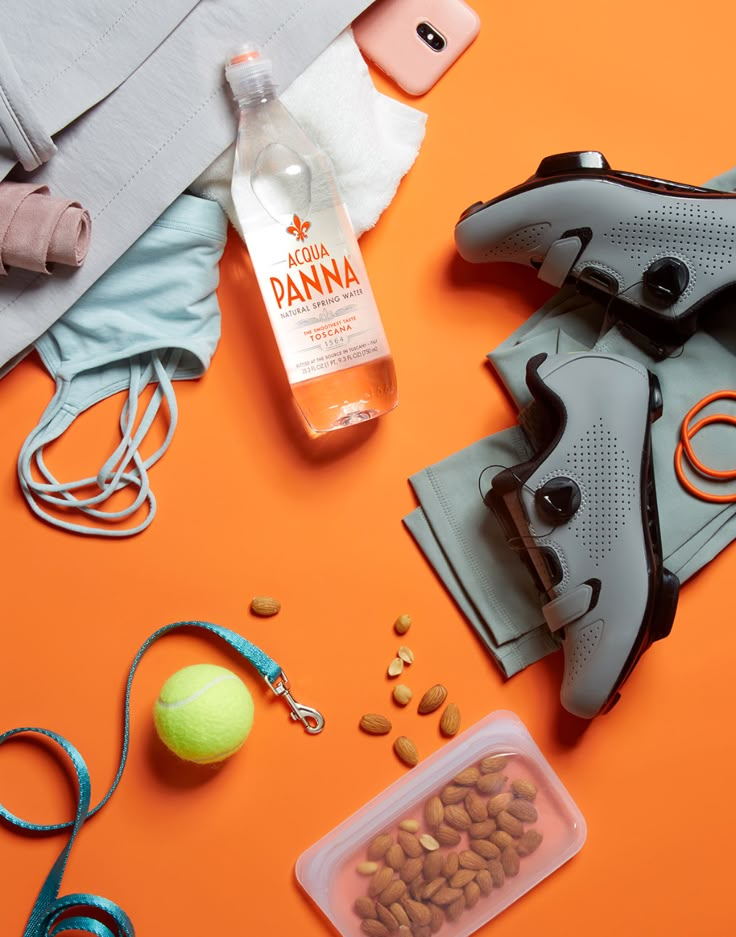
[353,0,481,96]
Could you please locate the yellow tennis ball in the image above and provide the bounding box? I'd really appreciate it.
[153,664,254,764]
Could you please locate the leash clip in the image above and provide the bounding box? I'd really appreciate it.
[268,671,325,734]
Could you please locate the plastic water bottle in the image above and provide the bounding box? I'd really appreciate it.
[226,46,398,434]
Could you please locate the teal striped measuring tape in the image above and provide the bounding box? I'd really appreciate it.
[0,620,324,936]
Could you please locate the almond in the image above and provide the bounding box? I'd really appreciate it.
[431,886,463,907]
[464,879,481,909]
[435,823,462,846]
[393,684,413,706]
[390,903,411,928]
[439,784,468,805]
[408,876,426,901]
[516,829,544,857]
[402,898,432,926]
[428,903,444,932]
[469,819,496,838]
[442,852,459,877]
[487,792,513,817]
[357,861,379,875]
[385,844,406,870]
[490,830,515,850]
[394,736,419,767]
[496,810,524,838]
[388,657,404,677]
[418,833,440,851]
[446,895,466,922]
[399,857,424,884]
[501,846,520,877]
[511,778,537,800]
[399,818,419,833]
[465,790,488,822]
[488,859,505,888]
[476,868,493,895]
[379,879,407,906]
[480,755,509,773]
[469,839,500,860]
[423,850,443,881]
[355,896,377,919]
[424,796,444,828]
[422,877,446,900]
[507,798,538,823]
[476,772,507,795]
[449,869,476,888]
[360,713,392,735]
[367,834,393,860]
[459,849,488,871]
[398,830,423,858]
[453,767,480,786]
[368,866,394,897]
[439,702,461,737]
[443,804,472,830]
[394,613,412,635]
[361,920,389,937]
[417,684,447,714]
[250,595,281,616]
[397,645,414,664]
[375,903,399,932]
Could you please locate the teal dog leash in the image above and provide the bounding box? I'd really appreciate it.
[0,620,325,936]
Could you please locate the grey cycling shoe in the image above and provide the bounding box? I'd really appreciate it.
[484,351,679,719]
[455,151,736,351]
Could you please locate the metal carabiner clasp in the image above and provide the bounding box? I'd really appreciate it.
[267,671,325,734]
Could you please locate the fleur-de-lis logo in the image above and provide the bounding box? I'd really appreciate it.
[287,214,310,242]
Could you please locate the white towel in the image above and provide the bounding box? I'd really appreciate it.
[191,28,427,238]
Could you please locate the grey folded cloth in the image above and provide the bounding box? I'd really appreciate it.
[404,168,736,677]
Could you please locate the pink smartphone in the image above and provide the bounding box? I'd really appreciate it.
[352,0,481,96]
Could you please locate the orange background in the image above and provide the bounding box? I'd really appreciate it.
[1,2,735,934]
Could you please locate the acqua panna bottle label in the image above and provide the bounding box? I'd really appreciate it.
[246,203,391,384]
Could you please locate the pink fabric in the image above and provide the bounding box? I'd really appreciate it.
[0,182,91,276]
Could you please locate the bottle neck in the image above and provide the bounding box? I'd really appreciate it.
[232,78,278,109]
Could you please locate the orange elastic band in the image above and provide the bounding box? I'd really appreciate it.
[675,390,736,503]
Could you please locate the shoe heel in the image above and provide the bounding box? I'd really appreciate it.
[651,568,679,643]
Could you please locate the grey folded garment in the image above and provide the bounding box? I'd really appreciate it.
[404,169,736,677]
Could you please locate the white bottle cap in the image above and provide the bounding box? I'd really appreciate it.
[225,44,274,100]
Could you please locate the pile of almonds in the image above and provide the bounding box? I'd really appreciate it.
[352,755,543,936]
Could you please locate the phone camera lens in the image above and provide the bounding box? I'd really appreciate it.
[416,21,446,52]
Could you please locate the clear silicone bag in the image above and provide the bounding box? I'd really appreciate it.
[296,711,586,937]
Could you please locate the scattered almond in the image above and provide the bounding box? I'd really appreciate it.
[465,790,488,822]
[443,803,472,830]
[392,684,413,706]
[422,877,446,900]
[516,829,543,857]
[390,902,411,927]
[440,702,461,736]
[394,614,412,635]
[360,713,392,735]
[397,645,415,664]
[378,879,406,906]
[402,898,432,926]
[446,895,466,922]
[476,868,493,895]
[442,852,459,877]
[458,849,488,871]
[465,880,481,909]
[394,736,419,767]
[469,819,496,838]
[417,684,447,714]
[450,869,476,888]
[387,657,404,677]
[357,861,379,875]
[423,851,443,880]
[488,859,505,888]
[368,866,394,897]
[432,886,463,907]
[487,792,514,817]
[496,810,524,838]
[250,595,281,616]
[470,839,500,860]
[398,818,419,833]
[399,857,424,884]
[385,843,406,870]
[375,904,399,932]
